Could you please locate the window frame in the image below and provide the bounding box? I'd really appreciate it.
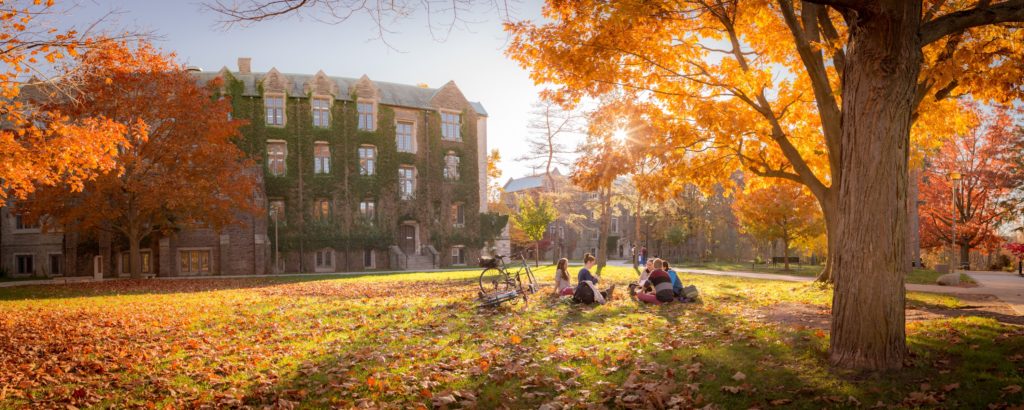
[440,110,461,141]
[358,145,377,176]
[48,253,62,276]
[451,202,465,228]
[315,249,334,271]
[363,249,376,269]
[313,141,331,174]
[450,246,466,266]
[311,96,331,128]
[267,140,288,177]
[399,166,417,200]
[264,94,286,126]
[359,200,376,224]
[314,198,331,222]
[395,120,416,153]
[443,151,461,181]
[14,253,34,275]
[357,100,376,131]
[178,248,213,275]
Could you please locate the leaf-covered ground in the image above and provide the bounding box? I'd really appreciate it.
[0,266,1021,409]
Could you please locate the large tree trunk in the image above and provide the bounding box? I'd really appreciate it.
[959,244,970,270]
[783,237,790,271]
[829,1,921,370]
[128,224,143,279]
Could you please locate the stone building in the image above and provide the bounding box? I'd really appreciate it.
[502,169,636,261]
[0,58,489,277]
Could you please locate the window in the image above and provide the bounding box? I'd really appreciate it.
[120,251,152,274]
[611,217,619,234]
[15,254,33,275]
[269,199,285,221]
[358,145,376,176]
[315,199,331,221]
[399,166,416,200]
[14,214,38,231]
[49,254,62,276]
[312,98,330,127]
[441,111,461,141]
[363,249,375,269]
[315,249,333,269]
[267,141,287,176]
[451,246,466,265]
[358,101,375,131]
[265,95,284,126]
[396,121,415,153]
[444,152,460,180]
[180,250,211,274]
[592,229,600,240]
[314,142,331,174]
[451,203,465,228]
[359,200,376,224]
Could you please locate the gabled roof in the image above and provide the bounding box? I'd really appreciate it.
[193,70,487,116]
[503,168,566,193]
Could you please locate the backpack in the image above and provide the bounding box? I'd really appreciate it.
[572,281,604,304]
[682,285,699,300]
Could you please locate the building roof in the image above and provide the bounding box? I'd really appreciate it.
[194,70,487,116]
[503,168,566,193]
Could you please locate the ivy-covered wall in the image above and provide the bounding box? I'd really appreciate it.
[220,72,484,271]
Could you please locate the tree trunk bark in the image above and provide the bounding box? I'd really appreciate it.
[596,185,611,274]
[829,1,921,370]
[783,238,790,271]
[128,225,142,279]
[959,244,970,270]
[816,205,838,283]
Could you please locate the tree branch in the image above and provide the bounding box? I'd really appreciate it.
[920,0,1024,45]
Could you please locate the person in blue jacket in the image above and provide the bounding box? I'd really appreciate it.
[662,260,683,297]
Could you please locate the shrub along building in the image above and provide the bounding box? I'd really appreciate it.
[0,58,490,277]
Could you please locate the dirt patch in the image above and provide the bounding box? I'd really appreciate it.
[759,296,1024,329]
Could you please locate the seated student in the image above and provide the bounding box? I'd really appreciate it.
[636,258,675,304]
[629,259,656,296]
[663,260,683,297]
[554,258,575,296]
[572,253,616,304]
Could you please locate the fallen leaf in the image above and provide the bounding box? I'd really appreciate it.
[732,371,746,382]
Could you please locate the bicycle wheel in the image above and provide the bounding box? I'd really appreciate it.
[479,268,513,295]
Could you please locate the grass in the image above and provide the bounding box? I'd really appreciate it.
[679,261,978,285]
[0,266,1020,409]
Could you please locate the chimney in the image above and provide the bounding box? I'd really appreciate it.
[238,57,251,74]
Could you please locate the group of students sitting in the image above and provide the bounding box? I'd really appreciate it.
[553,253,695,305]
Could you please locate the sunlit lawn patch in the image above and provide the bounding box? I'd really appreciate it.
[0,266,1020,409]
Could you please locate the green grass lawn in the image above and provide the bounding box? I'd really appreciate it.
[0,266,1020,409]
[679,261,977,286]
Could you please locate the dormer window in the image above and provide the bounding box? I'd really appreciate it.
[441,111,461,141]
[265,95,285,126]
[357,101,375,131]
[312,97,330,128]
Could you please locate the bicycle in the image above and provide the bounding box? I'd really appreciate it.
[476,254,538,307]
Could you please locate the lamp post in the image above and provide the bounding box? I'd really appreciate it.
[269,207,279,274]
[949,171,962,273]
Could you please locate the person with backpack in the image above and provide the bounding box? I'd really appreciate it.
[662,260,683,297]
[572,253,616,304]
[635,258,674,304]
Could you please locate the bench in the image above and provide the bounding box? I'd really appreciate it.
[771,256,800,266]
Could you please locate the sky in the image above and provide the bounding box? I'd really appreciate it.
[58,0,574,182]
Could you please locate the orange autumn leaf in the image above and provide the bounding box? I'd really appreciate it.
[509,335,522,345]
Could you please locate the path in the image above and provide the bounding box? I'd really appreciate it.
[681,268,1024,315]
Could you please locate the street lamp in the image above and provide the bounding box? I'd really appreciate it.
[948,171,962,273]
[269,207,280,274]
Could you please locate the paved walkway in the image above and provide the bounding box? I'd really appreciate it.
[681,268,1024,315]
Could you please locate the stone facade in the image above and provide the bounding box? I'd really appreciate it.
[0,58,489,277]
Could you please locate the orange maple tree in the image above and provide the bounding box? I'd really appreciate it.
[919,106,1024,267]
[506,0,1024,369]
[0,1,139,207]
[24,40,257,278]
[733,182,824,270]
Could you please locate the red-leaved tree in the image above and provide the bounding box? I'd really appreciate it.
[919,106,1024,267]
[24,40,257,278]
